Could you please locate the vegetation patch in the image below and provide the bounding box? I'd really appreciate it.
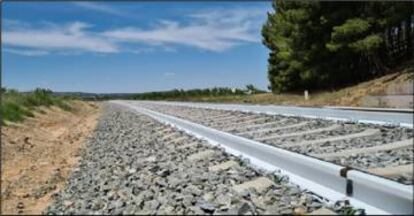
[1,88,73,124]
[77,85,266,101]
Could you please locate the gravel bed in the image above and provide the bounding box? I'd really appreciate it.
[182,113,251,127]
[45,103,357,215]
[138,104,359,142]
[145,105,229,124]
[243,123,359,142]
[139,104,305,132]
[208,114,269,127]
[328,147,413,184]
[331,147,414,169]
[287,127,413,155]
[330,147,413,169]
[260,126,364,145]
[388,173,414,185]
[227,118,300,133]
[128,103,414,185]
[389,173,414,185]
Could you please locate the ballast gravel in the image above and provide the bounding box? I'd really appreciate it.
[330,147,414,184]
[134,103,414,184]
[45,103,358,215]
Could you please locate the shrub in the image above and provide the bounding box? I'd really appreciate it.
[1,88,72,124]
[1,101,33,122]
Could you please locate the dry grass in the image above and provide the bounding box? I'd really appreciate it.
[180,61,413,107]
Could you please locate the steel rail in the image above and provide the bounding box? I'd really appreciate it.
[324,106,414,113]
[139,101,414,128]
[112,100,413,215]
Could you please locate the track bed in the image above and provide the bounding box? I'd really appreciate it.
[46,104,356,215]
[135,102,414,185]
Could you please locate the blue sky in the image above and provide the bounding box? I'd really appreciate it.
[2,1,272,93]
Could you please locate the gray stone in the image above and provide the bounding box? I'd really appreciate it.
[203,192,215,202]
[143,200,160,211]
[237,202,252,215]
[157,205,175,214]
[188,206,205,215]
[197,200,217,213]
[215,194,232,207]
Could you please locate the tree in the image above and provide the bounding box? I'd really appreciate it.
[245,84,265,94]
[262,1,413,93]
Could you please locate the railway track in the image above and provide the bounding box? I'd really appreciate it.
[46,101,413,214]
[132,101,413,185]
[111,100,413,214]
[46,103,350,215]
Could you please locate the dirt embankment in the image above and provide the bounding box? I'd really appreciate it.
[1,101,101,215]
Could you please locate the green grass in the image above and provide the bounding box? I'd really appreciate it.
[1,88,72,124]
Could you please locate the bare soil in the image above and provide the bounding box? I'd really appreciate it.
[1,101,100,215]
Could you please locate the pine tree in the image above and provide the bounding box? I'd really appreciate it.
[262,1,413,93]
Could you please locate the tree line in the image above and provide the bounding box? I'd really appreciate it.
[131,86,266,100]
[262,1,413,93]
[1,84,266,102]
[131,88,244,100]
[10,85,264,101]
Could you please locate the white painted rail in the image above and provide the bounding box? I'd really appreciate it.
[112,100,413,215]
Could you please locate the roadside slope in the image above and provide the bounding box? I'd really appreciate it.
[1,101,100,215]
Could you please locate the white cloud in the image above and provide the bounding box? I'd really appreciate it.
[103,7,264,52]
[189,7,265,27]
[127,47,155,54]
[73,2,127,17]
[2,7,267,55]
[3,21,118,54]
[3,48,50,56]
[104,22,256,52]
